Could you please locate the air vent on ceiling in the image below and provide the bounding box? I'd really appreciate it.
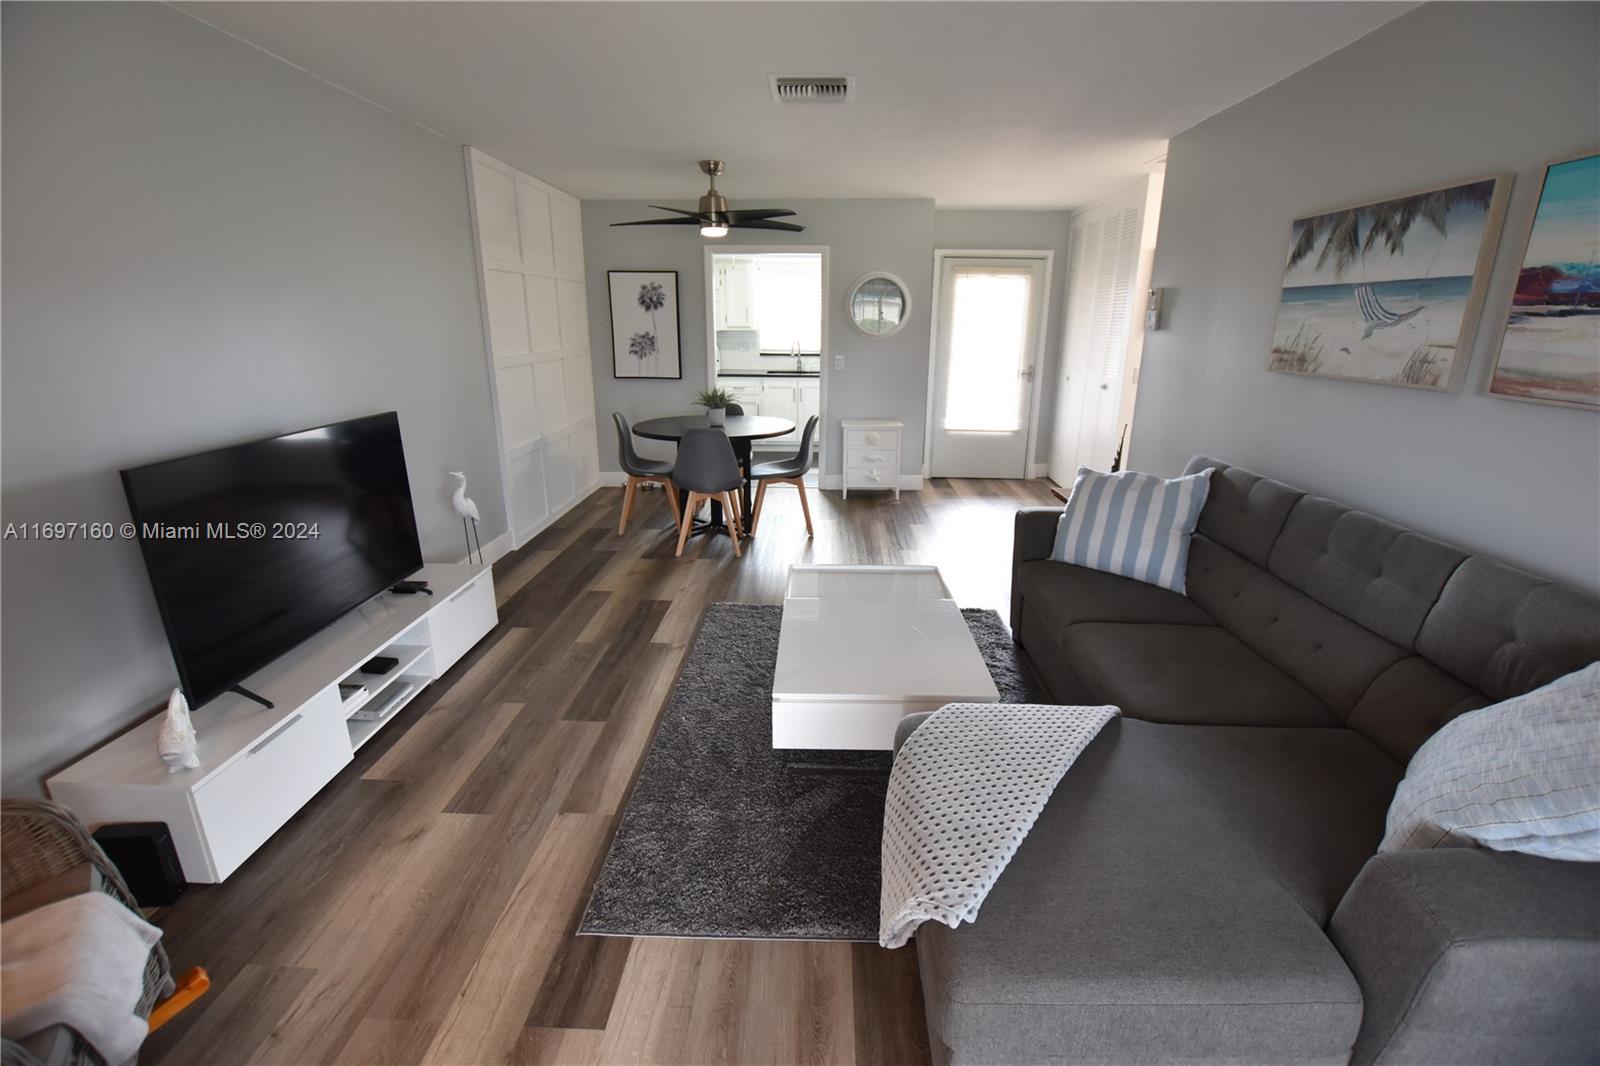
[770,76,854,104]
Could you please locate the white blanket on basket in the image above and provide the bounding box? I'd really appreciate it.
[1,891,161,1064]
[879,702,1120,949]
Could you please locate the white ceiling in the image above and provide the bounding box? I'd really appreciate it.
[177,1,1414,209]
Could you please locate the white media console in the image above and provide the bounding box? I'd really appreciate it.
[47,563,496,883]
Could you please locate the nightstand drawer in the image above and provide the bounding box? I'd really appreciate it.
[844,428,900,450]
[846,446,896,468]
[845,466,895,488]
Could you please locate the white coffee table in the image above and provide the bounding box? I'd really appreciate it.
[771,564,1000,750]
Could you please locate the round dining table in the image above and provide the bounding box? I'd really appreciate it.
[632,413,797,540]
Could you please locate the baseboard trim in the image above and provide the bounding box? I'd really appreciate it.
[597,471,628,488]
[1027,463,1049,479]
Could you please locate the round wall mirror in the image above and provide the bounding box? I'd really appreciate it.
[847,272,911,338]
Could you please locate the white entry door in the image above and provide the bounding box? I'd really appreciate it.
[929,257,1047,478]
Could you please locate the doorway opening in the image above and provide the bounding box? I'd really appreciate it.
[705,248,827,481]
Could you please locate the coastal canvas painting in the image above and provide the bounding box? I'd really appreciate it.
[1488,153,1600,410]
[609,270,681,379]
[1269,176,1509,391]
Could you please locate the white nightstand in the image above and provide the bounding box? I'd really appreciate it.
[841,418,903,500]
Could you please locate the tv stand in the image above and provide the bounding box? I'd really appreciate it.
[47,562,496,883]
[228,684,275,710]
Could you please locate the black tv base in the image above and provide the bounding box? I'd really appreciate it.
[229,684,274,710]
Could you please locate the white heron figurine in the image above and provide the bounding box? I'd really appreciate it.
[450,471,483,565]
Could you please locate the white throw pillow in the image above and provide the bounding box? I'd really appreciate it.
[1381,662,1600,861]
[1049,466,1213,594]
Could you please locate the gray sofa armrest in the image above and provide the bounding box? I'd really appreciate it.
[1329,848,1600,1066]
[1012,507,1060,640]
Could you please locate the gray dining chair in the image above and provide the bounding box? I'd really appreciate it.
[613,412,679,536]
[749,415,819,538]
[672,428,744,557]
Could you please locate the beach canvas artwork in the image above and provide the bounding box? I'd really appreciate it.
[609,270,682,379]
[1488,153,1600,410]
[1269,176,1509,391]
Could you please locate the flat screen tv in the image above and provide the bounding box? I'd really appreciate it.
[121,412,424,708]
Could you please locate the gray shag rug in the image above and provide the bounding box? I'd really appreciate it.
[579,603,1044,941]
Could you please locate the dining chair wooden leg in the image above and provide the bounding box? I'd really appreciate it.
[794,478,814,538]
[675,492,700,557]
[618,477,638,536]
[750,479,770,536]
[662,480,681,518]
[723,492,743,557]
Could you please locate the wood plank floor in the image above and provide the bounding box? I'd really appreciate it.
[142,477,1057,1066]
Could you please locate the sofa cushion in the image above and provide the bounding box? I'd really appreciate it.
[1016,559,1212,629]
[1416,555,1600,702]
[1182,455,1303,566]
[1345,656,1488,762]
[1062,621,1337,727]
[915,718,1378,1065]
[1187,537,1409,718]
[1267,495,1468,650]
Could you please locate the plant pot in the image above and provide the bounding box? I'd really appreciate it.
[707,407,726,427]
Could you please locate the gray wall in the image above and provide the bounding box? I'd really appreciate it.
[933,209,1075,467]
[584,199,936,478]
[1130,1,1600,591]
[1,3,504,792]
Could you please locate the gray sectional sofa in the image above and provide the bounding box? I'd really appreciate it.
[903,457,1600,1066]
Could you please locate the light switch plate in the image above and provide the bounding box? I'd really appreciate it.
[834,354,844,369]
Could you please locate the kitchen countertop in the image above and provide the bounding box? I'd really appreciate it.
[717,370,821,378]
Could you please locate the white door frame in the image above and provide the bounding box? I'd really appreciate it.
[703,244,830,476]
[922,248,1055,480]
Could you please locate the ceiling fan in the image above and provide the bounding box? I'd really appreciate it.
[610,160,804,238]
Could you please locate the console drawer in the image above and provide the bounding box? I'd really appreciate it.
[192,687,350,881]
[429,569,497,674]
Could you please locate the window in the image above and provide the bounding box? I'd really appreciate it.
[753,255,822,353]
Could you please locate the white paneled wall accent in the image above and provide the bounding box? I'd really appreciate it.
[465,148,600,547]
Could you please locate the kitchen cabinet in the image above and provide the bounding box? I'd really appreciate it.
[760,382,800,444]
[714,257,755,330]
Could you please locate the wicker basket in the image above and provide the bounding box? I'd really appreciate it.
[1,799,176,1065]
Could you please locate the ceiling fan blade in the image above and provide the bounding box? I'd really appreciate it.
[648,205,712,220]
[609,216,703,227]
[731,219,806,232]
[724,209,797,222]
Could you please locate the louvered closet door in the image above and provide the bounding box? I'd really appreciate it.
[1050,187,1144,484]
[466,149,601,550]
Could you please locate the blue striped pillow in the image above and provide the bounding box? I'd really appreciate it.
[1050,466,1214,594]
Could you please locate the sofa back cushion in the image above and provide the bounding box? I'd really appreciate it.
[1186,537,1407,720]
[1416,556,1600,701]
[1182,456,1301,566]
[1267,496,1468,651]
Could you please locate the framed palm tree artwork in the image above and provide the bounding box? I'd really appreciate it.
[1268,174,1511,391]
[608,270,681,379]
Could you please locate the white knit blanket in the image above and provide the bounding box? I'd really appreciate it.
[879,702,1120,949]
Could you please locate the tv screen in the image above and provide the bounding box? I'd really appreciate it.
[121,412,424,708]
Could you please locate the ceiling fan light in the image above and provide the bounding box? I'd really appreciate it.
[700,223,729,238]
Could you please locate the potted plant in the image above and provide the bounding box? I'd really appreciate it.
[694,387,737,427]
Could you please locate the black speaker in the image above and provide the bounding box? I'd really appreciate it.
[93,822,186,906]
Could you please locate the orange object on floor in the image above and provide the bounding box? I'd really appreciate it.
[148,966,210,1032]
